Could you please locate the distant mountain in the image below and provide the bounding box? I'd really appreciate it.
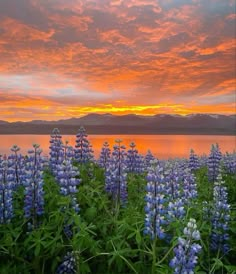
[0,114,235,135]
[0,120,9,124]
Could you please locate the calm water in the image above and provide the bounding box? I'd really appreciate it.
[0,135,235,159]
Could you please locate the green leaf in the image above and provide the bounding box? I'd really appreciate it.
[135,231,142,245]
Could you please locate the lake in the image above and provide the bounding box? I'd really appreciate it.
[0,134,235,159]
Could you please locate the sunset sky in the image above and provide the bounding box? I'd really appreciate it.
[0,0,235,122]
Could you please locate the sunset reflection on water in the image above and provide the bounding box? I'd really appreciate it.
[0,135,235,159]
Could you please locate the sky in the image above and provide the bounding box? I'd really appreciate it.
[0,0,235,121]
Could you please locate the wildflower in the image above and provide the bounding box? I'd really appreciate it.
[188,149,200,172]
[105,139,127,205]
[170,218,202,274]
[144,165,168,239]
[98,141,111,171]
[74,126,94,164]
[0,155,14,224]
[23,144,45,228]
[56,252,76,274]
[211,173,230,254]
[208,144,222,182]
[57,160,81,213]
[126,142,145,174]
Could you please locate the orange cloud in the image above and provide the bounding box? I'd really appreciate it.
[0,0,235,121]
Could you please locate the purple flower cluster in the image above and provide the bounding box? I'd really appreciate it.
[144,162,167,239]
[188,149,200,172]
[56,252,76,274]
[23,144,44,228]
[57,160,81,213]
[75,126,94,164]
[145,149,155,169]
[0,155,14,224]
[126,142,145,174]
[211,173,230,254]
[223,152,236,175]
[8,145,25,188]
[208,144,222,182]
[170,218,202,274]
[98,141,111,171]
[105,139,127,205]
[49,128,63,174]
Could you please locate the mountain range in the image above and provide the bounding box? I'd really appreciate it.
[0,114,235,135]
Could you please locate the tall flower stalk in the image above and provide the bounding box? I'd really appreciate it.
[170,218,202,274]
[23,144,45,229]
[105,139,127,207]
[211,173,230,254]
[208,144,222,183]
[75,126,94,164]
[98,141,111,171]
[0,155,14,224]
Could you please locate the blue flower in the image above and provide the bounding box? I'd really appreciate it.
[105,139,128,205]
[170,218,202,274]
[74,126,94,164]
[23,144,45,228]
[208,144,222,182]
[211,173,230,254]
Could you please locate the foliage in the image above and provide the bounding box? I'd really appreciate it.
[0,133,235,274]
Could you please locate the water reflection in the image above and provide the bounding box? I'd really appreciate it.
[0,134,235,159]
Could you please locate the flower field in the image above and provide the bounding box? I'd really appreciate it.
[0,127,235,274]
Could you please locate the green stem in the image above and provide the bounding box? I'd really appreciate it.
[152,238,157,274]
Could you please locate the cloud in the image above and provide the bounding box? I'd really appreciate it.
[0,0,235,121]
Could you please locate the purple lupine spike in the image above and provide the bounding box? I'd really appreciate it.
[199,154,208,168]
[23,144,45,229]
[49,128,64,174]
[170,218,202,274]
[208,144,222,182]
[182,169,198,201]
[223,152,236,174]
[105,139,127,206]
[211,173,230,254]
[74,126,94,164]
[63,140,75,161]
[98,141,111,171]
[188,149,200,172]
[0,155,14,224]
[145,149,155,169]
[57,159,81,213]
[126,142,145,174]
[8,145,25,188]
[56,251,76,274]
[144,162,168,240]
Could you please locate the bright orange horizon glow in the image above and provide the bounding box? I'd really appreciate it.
[0,0,235,122]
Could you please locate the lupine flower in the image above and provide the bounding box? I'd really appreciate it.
[208,144,222,182]
[98,141,111,171]
[188,149,200,172]
[49,128,63,174]
[170,218,202,274]
[211,173,230,254]
[145,150,155,169]
[199,154,208,168]
[105,139,127,205]
[62,140,75,161]
[144,162,168,240]
[126,142,145,174]
[23,144,45,229]
[56,252,76,274]
[8,145,25,188]
[57,160,81,213]
[182,169,198,201]
[74,126,94,164]
[223,152,236,174]
[0,155,14,224]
